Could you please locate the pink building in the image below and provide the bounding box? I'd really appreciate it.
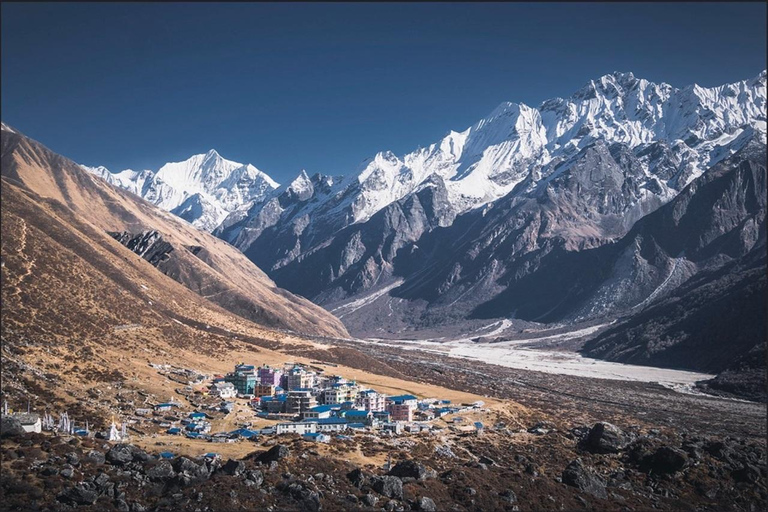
[258,365,283,387]
[388,403,414,422]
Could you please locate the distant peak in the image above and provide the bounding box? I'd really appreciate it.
[488,101,520,118]
[203,149,221,161]
[1,121,17,133]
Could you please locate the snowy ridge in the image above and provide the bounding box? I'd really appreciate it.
[81,70,765,237]
[81,149,280,232]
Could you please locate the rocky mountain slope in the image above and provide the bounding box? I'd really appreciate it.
[211,71,766,329]
[1,124,347,338]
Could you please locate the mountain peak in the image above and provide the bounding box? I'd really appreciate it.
[286,169,314,200]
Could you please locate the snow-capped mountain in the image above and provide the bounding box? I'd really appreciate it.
[217,71,764,295]
[84,70,766,340]
[82,149,279,232]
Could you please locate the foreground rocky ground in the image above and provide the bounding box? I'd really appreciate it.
[2,402,766,512]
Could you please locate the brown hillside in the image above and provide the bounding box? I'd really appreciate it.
[0,125,348,338]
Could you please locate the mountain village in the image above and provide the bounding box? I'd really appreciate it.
[2,360,488,455]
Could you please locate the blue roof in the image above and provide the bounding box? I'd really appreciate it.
[203,453,219,458]
[347,423,366,428]
[229,428,258,438]
[303,432,324,439]
[185,432,201,438]
[474,422,484,429]
[159,451,175,459]
[310,405,333,412]
[155,403,175,408]
[387,395,418,404]
[343,410,370,417]
[189,412,206,418]
[167,427,181,434]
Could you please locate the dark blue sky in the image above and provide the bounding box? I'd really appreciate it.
[2,2,766,183]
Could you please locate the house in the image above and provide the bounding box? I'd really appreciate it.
[276,422,317,435]
[159,451,175,459]
[189,412,207,420]
[342,410,374,426]
[373,411,391,423]
[11,413,41,433]
[285,368,316,390]
[382,422,404,434]
[167,427,182,435]
[388,403,414,422]
[386,395,418,407]
[225,364,258,396]
[154,403,176,412]
[322,383,359,405]
[303,432,330,443]
[186,421,211,433]
[254,384,275,397]
[262,395,287,414]
[302,405,333,420]
[286,389,317,416]
[229,428,258,439]
[303,418,348,432]
[474,422,484,435]
[415,409,435,421]
[346,422,367,430]
[258,365,283,387]
[356,390,386,412]
[135,408,152,416]
[220,402,235,414]
[210,382,237,399]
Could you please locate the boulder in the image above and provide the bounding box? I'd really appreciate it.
[562,459,607,499]
[0,417,26,438]
[499,489,518,503]
[257,444,290,464]
[129,445,150,462]
[417,496,437,511]
[59,483,99,505]
[65,452,80,466]
[245,469,264,486]
[643,446,688,475]
[388,460,428,480]
[583,423,627,454]
[221,459,245,476]
[147,461,176,482]
[362,494,378,507]
[86,450,106,465]
[732,463,761,484]
[347,468,368,488]
[106,444,135,465]
[372,476,404,500]
[172,457,210,486]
